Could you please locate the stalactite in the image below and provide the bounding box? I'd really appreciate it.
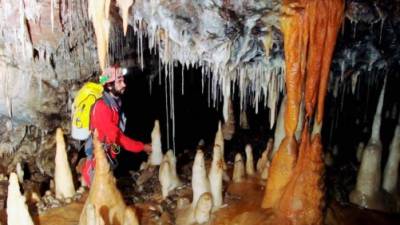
[222,99,235,141]
[88,0,111,71]
[239,109,250,130]
[262,1,344,225]
[116,0,133,36]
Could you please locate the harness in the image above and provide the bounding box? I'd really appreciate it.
[83,91,124,170]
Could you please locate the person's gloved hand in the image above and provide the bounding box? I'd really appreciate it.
[143,143,152,154]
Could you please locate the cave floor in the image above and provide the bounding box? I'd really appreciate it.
[30,177,399,225]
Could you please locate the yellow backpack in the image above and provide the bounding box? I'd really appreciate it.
[71,82,104,140]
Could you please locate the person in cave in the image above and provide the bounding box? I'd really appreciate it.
[81,64,152,187]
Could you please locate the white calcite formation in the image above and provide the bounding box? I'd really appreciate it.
[350,84,386,211]
[159,151,181,199]
[233,153,245,183]
[245,144,255,176]
[54,128,75,200]
[166,150,181,188]
[159,158,173,199]
[192,150,210,207]
[383,123,400,194]
[194,192,213,224]
[7,173,34,225]
[149,120,163,166]
[208,145,224,208]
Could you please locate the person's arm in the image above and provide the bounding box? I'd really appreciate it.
[91,101,144,153]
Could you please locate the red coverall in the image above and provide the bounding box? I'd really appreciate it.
[82,98,145,186]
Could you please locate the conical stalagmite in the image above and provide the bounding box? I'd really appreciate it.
[350,82,386,211]
[214,121,224,156]
[194,192,213,224]
[383,123,400,194]
[54,128,75,200]
[233,153,245,183]
[257,139,273,174]
[208,145,224,208]
[7,173,34,225]
[192,150,210,207]
[166,150,181,188]
[149,120,163,166]
[159,158,173,199]
[245,144,255,176]
[159,151,181,199]
[356,142,365,163]
[78,131,139,225]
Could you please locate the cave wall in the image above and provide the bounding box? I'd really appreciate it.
[0,0,98,174]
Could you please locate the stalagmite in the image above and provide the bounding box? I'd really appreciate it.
[208,145,224,208]
[245,144,255,176]
[116,0,133,36]
[7,173,34,225]
[349,83,386,211]
[240,110,250,130]
[88,0,111,70]
[54,128,75,200]
[194,192,213,224]
[159,151,181,199]
[78,131,139,225]
[123,207,140,225]
[272,97,286,157]
[222,99,235,140]
[383,123,400,194]
[16,162,24,183]
[215,121,229,181]
[166,150,181,188]
[262,136,298,208]
[149,120,163,166]
[159,158,173,199]
[192,150,210,207]
[85,204,100,225]
[260,160,271,180]
[233,153,245,183]
[257,139,273,174]
[356,142,365,162]
[214,121,224,156]
[278,129,325,225]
